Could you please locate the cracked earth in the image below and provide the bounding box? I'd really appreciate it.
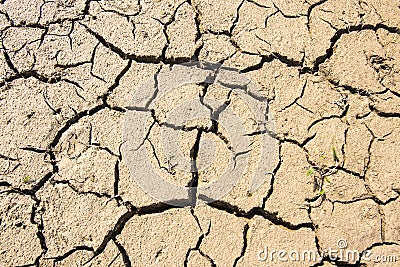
[1,0,400,266]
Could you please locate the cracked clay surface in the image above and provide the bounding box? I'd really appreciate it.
[1,0,400,266]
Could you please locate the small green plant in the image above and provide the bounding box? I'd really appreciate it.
[318,189,325,195]
[332,146,339,162]
[22,175,31,184]
[319,154,326,163]
[306,167,315,176]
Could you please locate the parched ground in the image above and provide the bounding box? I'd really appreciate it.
[1,0,400,266]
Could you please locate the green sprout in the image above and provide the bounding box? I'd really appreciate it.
[22,175,31,184]
[306,167,315,176]
[319,189,326,195]
[332,146,339,162]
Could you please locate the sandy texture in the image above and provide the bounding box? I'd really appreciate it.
[1,0,400,266]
